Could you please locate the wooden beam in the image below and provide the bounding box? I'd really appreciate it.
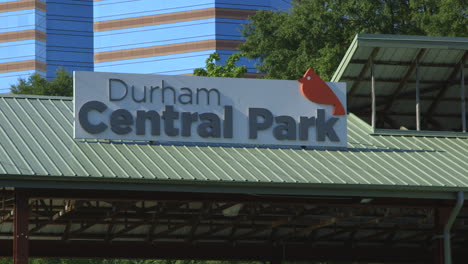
[69,222,95,237]
[279,213,353,240]
[461,61,466,132]
[234,207,307,241]
[29,200,81,234]
[62,220,72,241]
[13,190,29,264]
[424,51,468,125]
[384,49,426,112]
[348,48,380,97]
[187,202,213,243]
[0,211,12,224]
[382,115,398,129]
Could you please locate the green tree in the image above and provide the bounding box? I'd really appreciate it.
[240,0,467,81]
[194,52,247,78]
[11,68,73,96]
[411,0,467,36]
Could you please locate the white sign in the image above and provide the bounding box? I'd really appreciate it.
[73,71,347,147]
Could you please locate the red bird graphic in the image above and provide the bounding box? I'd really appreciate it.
[298,68,346,115]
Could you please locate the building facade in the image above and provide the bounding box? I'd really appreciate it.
[0,0,290,92]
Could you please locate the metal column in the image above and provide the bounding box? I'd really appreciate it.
[434,208,449,264]
[371,58,376,131]
[13,190,29,264]
[444,192,464,264]
[416,58,421,131]
[461,63,466,132]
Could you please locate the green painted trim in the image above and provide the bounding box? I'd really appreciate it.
[0,94,72,101]
[331,33,468,83]
[372,129,468,138]
[0,176,467,200]
[331,34,359,82]
[357,34,468,50]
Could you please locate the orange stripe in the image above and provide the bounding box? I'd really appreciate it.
[0,0,46,13]
[0,60,46,73]
[0,30,46,43]
[95,39,243,63]
[94,8,257,32]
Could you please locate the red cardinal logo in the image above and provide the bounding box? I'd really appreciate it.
[298,68,345,115]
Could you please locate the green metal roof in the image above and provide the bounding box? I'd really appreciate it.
[331,34,468,131]
[0,95,467,198]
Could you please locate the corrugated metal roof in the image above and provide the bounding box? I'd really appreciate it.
[331,34,468,131]
[0,95,467,198]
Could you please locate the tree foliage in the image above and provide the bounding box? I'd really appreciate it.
[240,0,467,80]
[11,68,73,96]
[194,52,247,78]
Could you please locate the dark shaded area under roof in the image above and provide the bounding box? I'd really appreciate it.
[332,34,467,132]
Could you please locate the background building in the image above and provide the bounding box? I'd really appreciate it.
[0,0,291,92]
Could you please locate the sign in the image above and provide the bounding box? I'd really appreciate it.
[74,70,347,147]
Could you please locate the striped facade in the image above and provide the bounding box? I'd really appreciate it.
[0,0,290,92]
[45,0,93,79]
[0,0,46,93]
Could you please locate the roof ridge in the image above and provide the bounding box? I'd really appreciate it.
[0,94,72,101]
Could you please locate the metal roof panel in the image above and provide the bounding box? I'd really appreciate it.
[0,95,467,197]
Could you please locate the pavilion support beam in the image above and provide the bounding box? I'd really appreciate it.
[348,47,380,98]
[13,190,29,264]
[461,63,466,132]
[424,51,468,126]
[384,49,426,112]
[371,58,376,130]
[416,58,421,131]
[434,208,450,264]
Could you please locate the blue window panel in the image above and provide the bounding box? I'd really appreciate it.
[35,40,47,62]
[215,1,270,10]
[0,41,35,62]
[95,34,217,53]
[0,40,46,63]
[47,33,93,48]
[47,60,93,67]
[217,0,290,10]
[95,20,216,52]
[270,0,291,10]
[46,0,93,80]
[47,19,93,32]
[46,65,93,80]
[215,19,250,40]
[46,1,93,17]
[94,0,214,22]
[35,10,46,32]
[94,18,217,36]
[94,50,217,74]
[95,50,214,67]
[47,51,93,63]
[217,50,258,72]
[47,14,94,23]
[0,10,36,33]
[0,70,44,93]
